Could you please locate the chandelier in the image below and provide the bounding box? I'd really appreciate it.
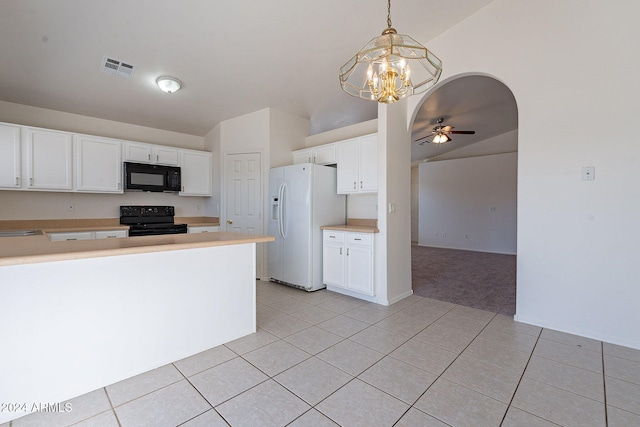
[339,0,442,104]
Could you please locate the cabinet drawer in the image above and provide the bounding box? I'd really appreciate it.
[323,230,345,243]
[94,230,128,239]
[346,233,373,246]
[188,226,220,233]
[48,231,93,242]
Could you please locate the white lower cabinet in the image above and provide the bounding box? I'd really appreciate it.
[323,230,375,298]
[187,225,220,233]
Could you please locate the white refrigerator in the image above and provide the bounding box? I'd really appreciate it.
[268,163,346,291]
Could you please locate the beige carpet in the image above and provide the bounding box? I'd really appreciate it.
[412,245,516,316]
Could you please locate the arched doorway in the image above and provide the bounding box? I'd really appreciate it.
[409,74,518,316]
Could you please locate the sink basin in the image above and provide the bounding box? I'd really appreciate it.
[0,230,44,237]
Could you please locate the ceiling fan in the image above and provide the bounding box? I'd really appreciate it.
[415,117,476,145]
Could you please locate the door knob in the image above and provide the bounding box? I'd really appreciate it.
[227,220,233,224]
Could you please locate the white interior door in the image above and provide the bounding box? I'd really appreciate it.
[225,152,263,276]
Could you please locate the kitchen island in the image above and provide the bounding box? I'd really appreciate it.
[0,229,273,423]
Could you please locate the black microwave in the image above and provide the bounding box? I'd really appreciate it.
[123,162,181,192]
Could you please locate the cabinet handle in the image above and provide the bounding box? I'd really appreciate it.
[15,177,19,185]
[340,247,342,255]
[360,181,363,189]
[329,235,335,238]
[353,182,356,189]
[313,156,316,163]
[347,248,349,256]
[308,156,311,163]
[156,154,159,162]
[354,238,362,241]
[148,153,151,161]
[30,177,33,186]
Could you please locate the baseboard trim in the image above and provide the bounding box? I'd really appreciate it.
[514,314,640,350]
[382,289,414,306]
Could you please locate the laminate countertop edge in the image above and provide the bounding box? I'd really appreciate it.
[0,232,273,267]
[320,225,380,233]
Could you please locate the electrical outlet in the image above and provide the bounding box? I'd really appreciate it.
[582,166,595,181]
[67,203,75,213]
[196,204,201,211]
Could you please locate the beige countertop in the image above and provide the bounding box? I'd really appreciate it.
[321,218,379,233]
[320,224,379,233]
[0,222,269,267]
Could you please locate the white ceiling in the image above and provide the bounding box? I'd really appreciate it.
[0,0,496,137]
[411,75,518,162]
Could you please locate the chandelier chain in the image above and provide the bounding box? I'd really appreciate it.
[387,0,392,28]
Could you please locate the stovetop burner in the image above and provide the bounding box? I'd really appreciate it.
[120,205,188,237]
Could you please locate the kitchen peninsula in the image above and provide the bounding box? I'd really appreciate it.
[0,227,273,423]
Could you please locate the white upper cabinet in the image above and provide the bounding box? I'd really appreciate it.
[336,133,378,194]
[124,141,179,166]
[74,135,123,193]
[292,143,337,165]
[180,149,212,196]
[357,134,378,192]
[0,123,22,189]
[25,127,74,191]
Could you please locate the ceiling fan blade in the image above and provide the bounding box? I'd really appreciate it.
[414,134,434,142]
[441,125,453,132]
[449,130,475,134]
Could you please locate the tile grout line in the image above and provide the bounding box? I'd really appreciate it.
[173,361,235,426]
[102,387,123,427]
[498,326,547,426]
[274,298,464,426]
[399,311,500,426]
[602,341,609,427]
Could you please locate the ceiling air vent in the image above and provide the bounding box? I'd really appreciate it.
[100,55,137,78]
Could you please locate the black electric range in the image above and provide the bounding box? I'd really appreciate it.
[120,206,188,237]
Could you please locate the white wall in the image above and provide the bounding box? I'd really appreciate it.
[377,102,413,305]
[418,152,517,254]
[0,101,204,149]
[403,0,640,348]
[217,108,310,279]
[0,101,208,220]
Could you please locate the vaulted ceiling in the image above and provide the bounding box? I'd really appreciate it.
[0,0,496,137]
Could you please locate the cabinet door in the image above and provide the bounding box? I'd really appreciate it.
[358,134,378,192]
[180,150,212,196]
[124,141,153,163]
[75,135,122,193]
[25,128,73,191]
[154,146,179,165]
[323,243,345,287]
[314,144,337,165]
[0,123,22,189]
[336,139,359,194]
[293,148,313,165]
[346,245,374,295]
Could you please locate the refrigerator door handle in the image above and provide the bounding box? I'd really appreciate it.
[278,183,284,238]
[281,183,288,239]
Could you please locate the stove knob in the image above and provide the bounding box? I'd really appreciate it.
[153,208,158,213]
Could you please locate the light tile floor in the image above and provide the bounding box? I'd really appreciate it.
[7,280,640,427]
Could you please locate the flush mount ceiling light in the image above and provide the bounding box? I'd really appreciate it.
[156,76,182,93]
[339,0,442,104]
